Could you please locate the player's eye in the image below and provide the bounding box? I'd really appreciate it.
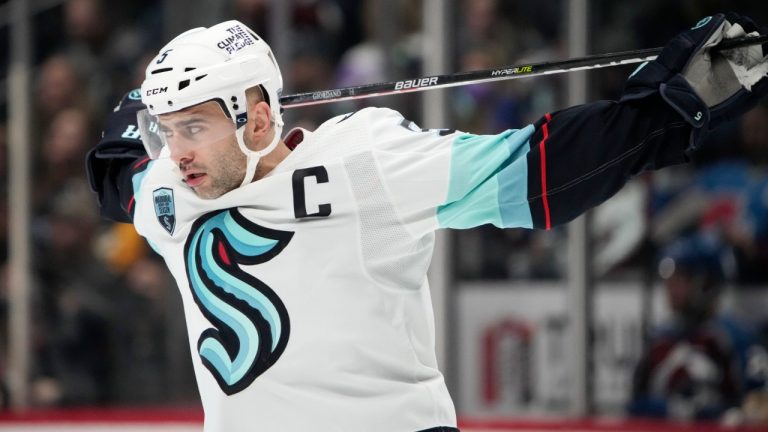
[159,126,174,138]
[186,125,203,135]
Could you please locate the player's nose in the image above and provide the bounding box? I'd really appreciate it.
[168,138,194,165]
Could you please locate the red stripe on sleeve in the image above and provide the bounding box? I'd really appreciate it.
[539,113,552,230]
[132,156,150,170]
[127,157,149,216]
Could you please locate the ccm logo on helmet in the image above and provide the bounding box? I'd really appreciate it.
[146,87,168,96]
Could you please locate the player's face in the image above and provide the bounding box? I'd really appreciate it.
[159,101,246,199]
[666,273,693,312]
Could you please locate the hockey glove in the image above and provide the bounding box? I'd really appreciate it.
[622,13,768,147]
[86,90,149,222]
[87,90,147,188]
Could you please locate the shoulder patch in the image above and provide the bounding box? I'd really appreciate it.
[153,187,176,234]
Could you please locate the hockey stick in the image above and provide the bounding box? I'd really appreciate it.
[279,34,768,108]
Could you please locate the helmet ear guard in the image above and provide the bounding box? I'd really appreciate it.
[235,84,284,187]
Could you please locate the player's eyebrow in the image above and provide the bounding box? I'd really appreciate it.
[176,117,207,127]
[158,115,208,129]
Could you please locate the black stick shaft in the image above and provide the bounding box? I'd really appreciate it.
[279,34,768,108]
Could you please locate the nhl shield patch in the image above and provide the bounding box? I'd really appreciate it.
[153,188,176,234]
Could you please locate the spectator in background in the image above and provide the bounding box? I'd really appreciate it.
[62,0,114,108]
[31,183,116,406]
[629,236,768,423]
[35,55,90,122]
[64,0,109,51]
[63,0,160,110]
[458,0,515,58]
[34,108,93,213]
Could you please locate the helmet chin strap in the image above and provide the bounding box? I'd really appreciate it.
[236,118,284,187]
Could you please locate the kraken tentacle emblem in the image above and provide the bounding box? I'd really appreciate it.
[184,209,293,395]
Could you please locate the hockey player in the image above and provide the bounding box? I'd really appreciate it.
[87,14,768,432]
[629,236,768,421]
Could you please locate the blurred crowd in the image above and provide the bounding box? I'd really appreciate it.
[0,0,767,423]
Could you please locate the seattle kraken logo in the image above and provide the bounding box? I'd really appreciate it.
[184,209,293,395]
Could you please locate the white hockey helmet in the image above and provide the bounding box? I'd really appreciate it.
[138,20,284,187]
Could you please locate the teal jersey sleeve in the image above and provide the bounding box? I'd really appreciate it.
[366,108,536,235]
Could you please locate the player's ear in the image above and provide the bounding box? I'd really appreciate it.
[245,100,273,149]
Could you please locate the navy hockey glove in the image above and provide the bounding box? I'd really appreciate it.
[86,90,148,192]
[90,90,147,158]
[86,90,150,222]
[622,13,768,147]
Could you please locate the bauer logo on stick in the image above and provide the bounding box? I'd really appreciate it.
[395,77,438,90]
[153,188,176,235]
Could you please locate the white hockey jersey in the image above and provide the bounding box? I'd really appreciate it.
[130,107,537,431]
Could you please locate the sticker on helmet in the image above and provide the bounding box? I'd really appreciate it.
[216,25,255,55]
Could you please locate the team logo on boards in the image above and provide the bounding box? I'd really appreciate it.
[185,209,293,395]
[153,188,176,235]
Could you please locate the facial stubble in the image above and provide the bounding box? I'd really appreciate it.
[194,139,248,199]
